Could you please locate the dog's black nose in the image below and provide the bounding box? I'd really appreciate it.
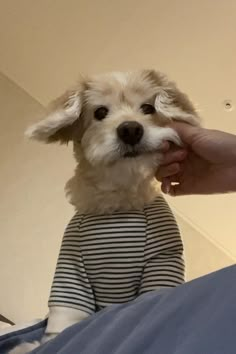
[117,121,144,145]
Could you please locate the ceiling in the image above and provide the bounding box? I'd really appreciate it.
[0,0,236,259]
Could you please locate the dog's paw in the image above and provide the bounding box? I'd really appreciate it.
[9,341,40,354]
[41,333,57,344]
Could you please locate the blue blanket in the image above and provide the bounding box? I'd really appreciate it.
[1,265,236,354]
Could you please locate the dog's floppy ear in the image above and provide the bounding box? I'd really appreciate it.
[25,89,82,144]
[154,85,200,126]
[145,70,200,126]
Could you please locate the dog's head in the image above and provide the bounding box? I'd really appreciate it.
[26,70,199,166]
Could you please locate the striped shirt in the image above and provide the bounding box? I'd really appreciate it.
[48,196,184,332]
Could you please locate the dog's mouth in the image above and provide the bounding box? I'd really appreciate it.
[123,151,140,158]
[122,143,162,159]
[120,137,170,160]
[122,145,160,159]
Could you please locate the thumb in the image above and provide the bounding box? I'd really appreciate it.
[168,122,201,147]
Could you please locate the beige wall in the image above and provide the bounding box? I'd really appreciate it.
[178,216,234,281]
[0,72,75,322]
[0,73,234,323]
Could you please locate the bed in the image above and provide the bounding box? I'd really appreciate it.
[1,265,236,354]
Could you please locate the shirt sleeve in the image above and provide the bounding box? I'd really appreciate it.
[139,196,185,296]
[46,213,96,334]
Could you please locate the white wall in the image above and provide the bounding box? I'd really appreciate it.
[0,73,234,323]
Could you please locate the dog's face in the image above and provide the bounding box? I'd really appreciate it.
[26,70,199,167]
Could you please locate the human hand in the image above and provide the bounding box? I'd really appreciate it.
[156,123,236,196]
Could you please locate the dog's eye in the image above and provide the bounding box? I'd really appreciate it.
[94,106,109,120]
[140,104,155,115]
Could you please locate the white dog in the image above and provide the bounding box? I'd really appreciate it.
[10,70,199,353]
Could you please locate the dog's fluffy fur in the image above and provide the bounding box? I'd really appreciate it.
[26,70,199,214]
[10,70,199,354]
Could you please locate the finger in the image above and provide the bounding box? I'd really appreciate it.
[160,149,187,166]
[156,163,181,181]
[168,184,186,196]
[166,121,200,142]
[161,174,181,194]
[161,178,171,194]
[158,141,170,152]
[168,182,192,196]
[162,181,184,196]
